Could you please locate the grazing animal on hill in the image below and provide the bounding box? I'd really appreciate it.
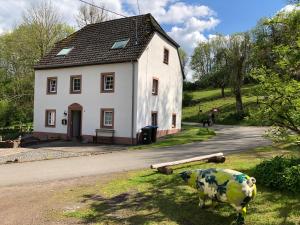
[180,168,257,225]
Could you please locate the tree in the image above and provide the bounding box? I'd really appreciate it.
[0,0,74,126]
[209,35,230,97]
[191,35,231,97]
[191,42,213,80]
[251,9,300,134]
[23,0,74,58]
[227,33,251,118]
[178,48,188,73]
[76,1,109,28]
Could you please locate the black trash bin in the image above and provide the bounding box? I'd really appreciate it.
[150,126,158,143]
[141,126,152,144]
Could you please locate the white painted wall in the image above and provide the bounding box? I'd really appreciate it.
[34,62,137,138]
[34,32,183,139]
[136,32,183,133]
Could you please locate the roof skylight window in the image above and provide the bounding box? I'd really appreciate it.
[111,39,130,49]
[56,47,74,56]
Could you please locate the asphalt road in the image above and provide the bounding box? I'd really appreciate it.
[0,125,271,187]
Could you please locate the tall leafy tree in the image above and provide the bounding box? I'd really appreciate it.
[0,0,74,125]
[191,35,231,97]
[227,33,251,117]
[178,48,188,74]
[252,9,300,134]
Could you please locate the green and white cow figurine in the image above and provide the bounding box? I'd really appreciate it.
[180,168,257,225]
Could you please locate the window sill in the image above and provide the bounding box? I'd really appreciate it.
[101,126,114,129]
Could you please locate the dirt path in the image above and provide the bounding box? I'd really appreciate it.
[0,173,123,225]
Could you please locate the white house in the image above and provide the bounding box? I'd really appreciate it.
[33,14,184,145]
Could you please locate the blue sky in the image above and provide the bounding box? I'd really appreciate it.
[162,0,287,36]
[200,0,286,35]
[0,0,291,55]
[0,0,294,80]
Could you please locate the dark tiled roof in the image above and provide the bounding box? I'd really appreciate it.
[34,14,180,70]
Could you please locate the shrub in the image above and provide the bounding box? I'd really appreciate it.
[182,92,193,107]
[253,156,300,193]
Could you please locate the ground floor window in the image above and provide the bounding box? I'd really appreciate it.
[172,113,176,128]
[151,111,158,126]
[45,110,56,127]
[101,108,114,129]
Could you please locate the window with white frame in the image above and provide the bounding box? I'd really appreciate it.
[104,75,114,90]
[101,73,115,93]
[101,109,114,128]
[46,110,56,127]
[70,75,81,93]
[47,77,57,94]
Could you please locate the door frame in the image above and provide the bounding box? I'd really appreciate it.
[67,103,83,139]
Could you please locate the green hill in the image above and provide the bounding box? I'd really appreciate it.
[182,85,267,125]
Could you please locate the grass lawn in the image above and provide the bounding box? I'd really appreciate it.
[130,125,215,150]
[183,85,268,126]
[53,144,300,225]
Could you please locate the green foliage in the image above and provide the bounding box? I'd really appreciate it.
[182,92,193,107]
[178,48,188,71]
[253,156,300,193]
[182,86,265,125]
[0,2,74,126]
[251,10,300,134]
[264,126,299,143]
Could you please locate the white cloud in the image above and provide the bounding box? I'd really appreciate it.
[279,4,300,13]
[168,17,220,54]
[0,0,220,81]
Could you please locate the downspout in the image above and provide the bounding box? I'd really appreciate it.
[131,60,135,145]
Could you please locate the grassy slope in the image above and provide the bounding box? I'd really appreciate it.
[183,85,265,125]
[130,125,215,150]
[55,144,300,225]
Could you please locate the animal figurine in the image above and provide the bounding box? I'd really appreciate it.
[180,168,257,225]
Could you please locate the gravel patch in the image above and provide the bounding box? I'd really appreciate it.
[0,149,93,164]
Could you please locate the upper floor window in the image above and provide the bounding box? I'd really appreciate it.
[151,111,158,126]
[47,77,57,94]
[70,75,82,94]
[172,113,176,128]
[152,78,158,95]
[101,73,115,93]
[101,108,114,129]
[163,48,169,65]
[45,109,56,127]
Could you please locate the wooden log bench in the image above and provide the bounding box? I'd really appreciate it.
[94,129,115,144]
[151,152,225,175]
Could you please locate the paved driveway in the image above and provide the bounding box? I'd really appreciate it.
[0,125,271,187]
